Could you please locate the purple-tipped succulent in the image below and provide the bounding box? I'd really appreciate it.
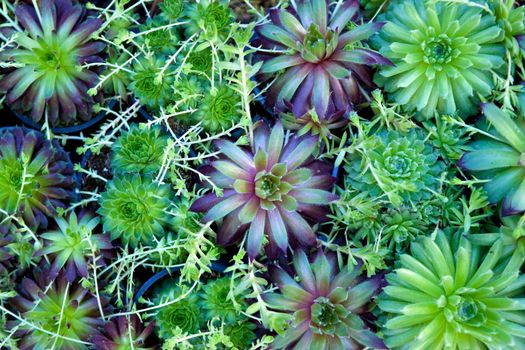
[254,0,391,117]
[9,268,107,349]
[265,250,385,349]
[0,127,77,229]
[190,122,338,259]
[0,0,105,126]
[92,315,157,350]
[35,211,113,282]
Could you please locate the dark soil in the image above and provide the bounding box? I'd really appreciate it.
[229,0,278,23]
[81,147,113,210]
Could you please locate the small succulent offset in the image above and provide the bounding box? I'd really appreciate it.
[98,175,173,247]
[130,58,174,110]
[190,122,338,258]
[193,84,240,132]
[379,230,525,349]
[199,276,246,323]
[490,0,525,55]
[152,283,201,339]
[184,0,233,38]
[345,129,443,206]
[255,0,391,117]
[0,0,105,126]
[0,127,76,229]
[112,124,169,175]
[91,315,156,350]
[265,250,385,350]
[160,0,185,21]
[459,103,525,216]
[280,107,349,139]
[36,211,112,282]
[11,270,106,349]
[373,0,505,119]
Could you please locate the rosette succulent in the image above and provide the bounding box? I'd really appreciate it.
[152,282,201,339]
[0,0,105,126]
[0,127,76,229]
[459,103,525,216]
[190,122,338,258]
[265,250,385,349]
[91,315,156,350]
[194,84,240,132]
[490,0,525,55]
[373,0,505,119]
[36,211,112,282]
[345,129,443,206]
[254,0,391,117]
[280,106,349,139]
[112,124,169,175]
[98,175,173,247]
[10,270,107,349]
[199,276,247,323]
[130,57,173,110]
[378,230,525,349]
[139,17,179,54]
[161,0,185,21]
[183,0,233,38]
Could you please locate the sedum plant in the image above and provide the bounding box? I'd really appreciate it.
[199,276,247,323]
[0,127,76,229]
[254,0,391,117]
[183,0,233,38]
[265,250,385,349]
[378,230,525,349]
[112,124,169,175]
[190,122,338,258]
[459,103,525,216]
[373,0,505,119]
[0,0,105,126]
[36,211,112,282]
[91,315,156,350]
[129,57,173,110]
[193,84,240,132]
[98,175,173,247]
[345,129,443,206]
[10,270,106,349]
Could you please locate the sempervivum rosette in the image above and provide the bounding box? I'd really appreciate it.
[265,250,386,349]
[9,268,107,349]
[91,315,156,350]
[190,122,338,259]
[0,127,76,229]
[254,0,391,117]
[0,0,105,126]
[459,103,525,216]
[372,0,505,119]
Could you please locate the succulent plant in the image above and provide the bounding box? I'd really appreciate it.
[98,175,173,247]
[254,0,391,117]
[345,129,443,206]
[139,16,179,54]
[112,124,169,175]
[10,269,106,349]
[152,282,201,339]
[378,230,525,349]
[186,48,213,75]
[221,321,257,349]
[490,0,525,55]
[0,233,14,275]
[91,315,156,350]
[0,127,76,229]
[0,0,105,126]
[130,57,173,110]
[160,0,185,21]
[101,48,132,102]
[199,276,246,323]
[190,122,338,258]
[173,76,205,110]
[459,103,525,216]
[372,0,505,119]
[280,106,349,139]
[360,0,390,18]
[36,211,112,282]
[265,250,385,349]
[193,84,240,132]
[183,0,233,38]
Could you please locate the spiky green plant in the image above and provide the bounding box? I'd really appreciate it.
[378,230,525,349]
[199,276,246,323]
[373,0,505,119]
[459,103,525,216]
[0,0,105,126]
[139,16,179,54]
[98,175,173,247]
[161,0,185,20]
[193,84,240,132]
[0,127,76,229]
[345,129,443,206]
[36,211,112,282]
[129,57,173,110]
[255,0,391,117]
[265,250,385,349]
[112,124,169,175]
[490,0,525,55]
[190,122,338,259]
[91,315,156,350]
[183,0,233,38]
[10,270,107,349]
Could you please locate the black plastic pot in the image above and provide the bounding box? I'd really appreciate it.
[133,261,226,304]
[13,100,116,134]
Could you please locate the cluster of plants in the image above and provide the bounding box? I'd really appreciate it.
[1,0,525,349]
